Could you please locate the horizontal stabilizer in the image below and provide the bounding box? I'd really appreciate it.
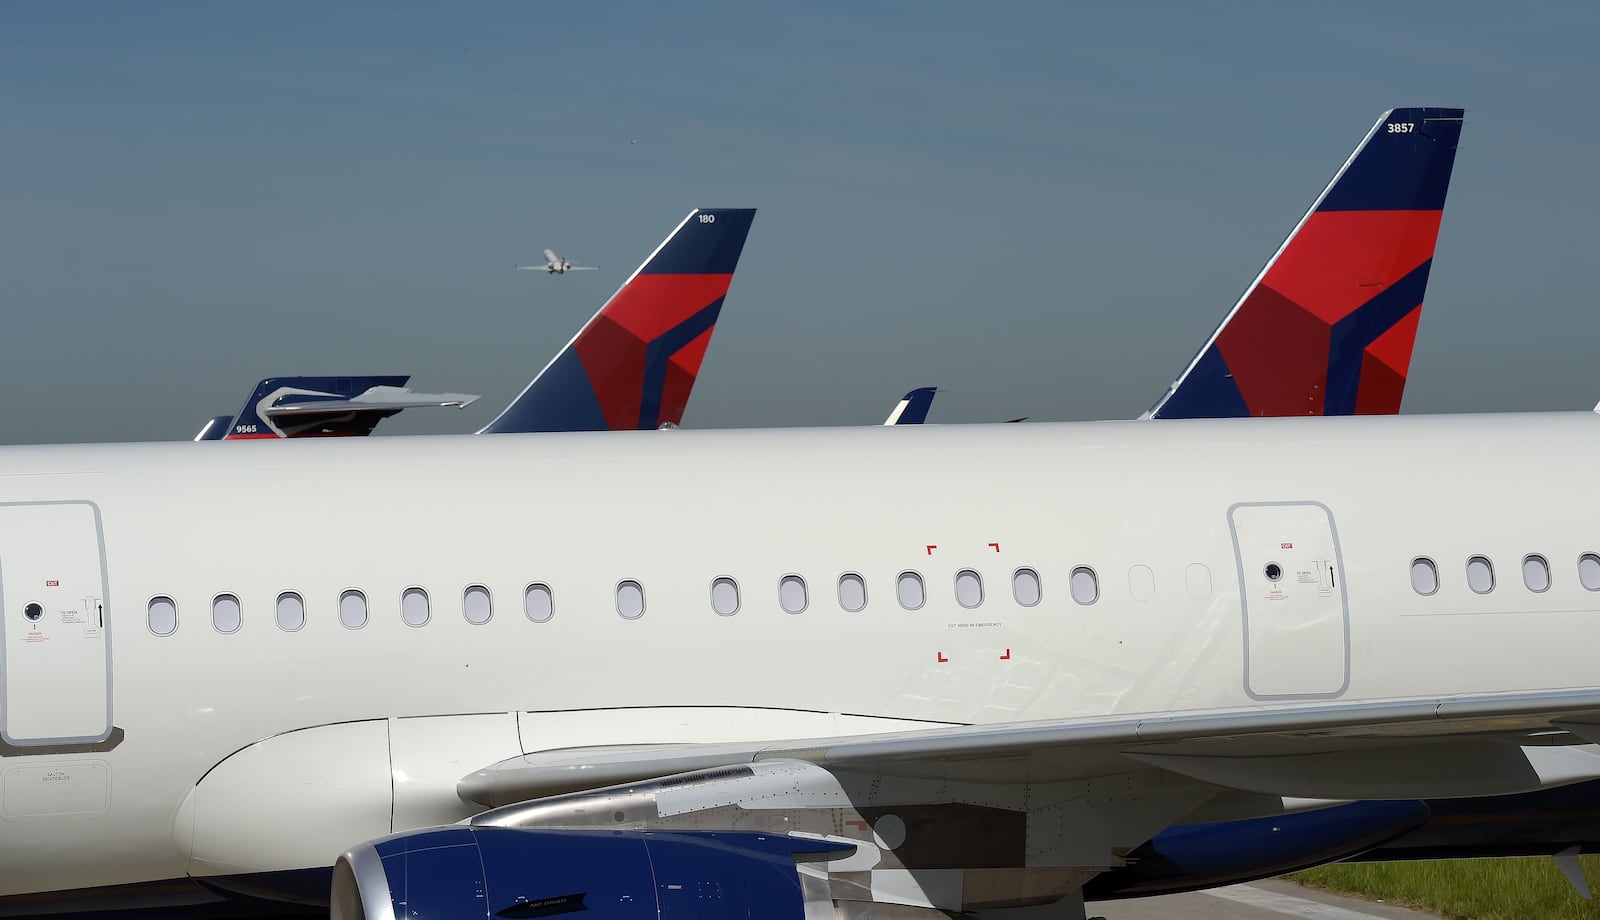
[264,387,479,416]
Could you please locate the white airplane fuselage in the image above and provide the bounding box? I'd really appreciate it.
[0,413,1591,900]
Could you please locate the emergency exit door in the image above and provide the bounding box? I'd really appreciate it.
[0,502,111,747]
[1230,501,1349,699]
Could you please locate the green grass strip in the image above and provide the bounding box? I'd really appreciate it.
[1292,857,1600,919]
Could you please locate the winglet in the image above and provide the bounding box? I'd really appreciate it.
[1147,107,1464,419]
[480,208,757,434]
[883,387,939,425]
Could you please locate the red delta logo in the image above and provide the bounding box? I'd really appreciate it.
[1280,543,1294,549]
[44,579,59,587]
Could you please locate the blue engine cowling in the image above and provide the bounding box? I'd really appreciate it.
[332,827,850,920]
[1082,800,1431,900]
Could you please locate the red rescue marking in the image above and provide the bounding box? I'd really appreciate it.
[989,542,1001,552]
[926,545,938,555]
[1281,542,1294,549]
[937,652,948,663]
[45,580,59,587]
[1000,648,1011,660]
[845,819,868,832]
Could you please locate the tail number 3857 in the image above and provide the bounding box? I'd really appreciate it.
[1387,122,1415,133]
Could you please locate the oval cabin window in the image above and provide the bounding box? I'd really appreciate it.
[275,592,306,632]
[339,590,368,629]
[779,575,808,614]
[955,570,983,609]
[616,580,645,620]
[1522,555,1551,593]
[1580,554,1600,592]
[1466,556,1495,595]
[897,571,926,610]
[1070,566,1099,605]
[524,583,554,623]
[401,587,431,627]
[1409,558,1439,596]
[1012,568,1041,607]
[837,573,867,612]
[211,593,241,634]
[463,585,493,625]
[147,596,177,637]
[710,577,740,616]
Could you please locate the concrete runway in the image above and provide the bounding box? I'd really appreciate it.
[1088,879,1438,919]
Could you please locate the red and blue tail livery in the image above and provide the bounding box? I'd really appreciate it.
[1147,107,1464,419]
[480,208,757,434]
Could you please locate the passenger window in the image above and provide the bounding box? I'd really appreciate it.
[710,577,740,616]
[1522,555,1551,593]
[955,569,983,608]
[779,575,808,614]
[275,592,306,632]
[463,585,493,625]
[211,593,241,634]
[1409,558,1439,596]
[147,595,177,637]
[616,580,645,619]
[1128,565,1156,602]
[897,571,925,610]
[1012,567,1041,607]
[401,587,431,627]
[1070,566,1099,605]
[1581,554,1600,592]
[339,589,368,629]
[837,573,867,612]
[524,583,554,623]
[1466,556,1495,595]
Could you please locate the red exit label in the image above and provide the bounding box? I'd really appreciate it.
[45,580,59,587]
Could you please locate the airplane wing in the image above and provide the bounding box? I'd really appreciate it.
[324,688,1600,920]
[462,687,1600,807]
[514,265,550,271]
[265,387,479,417]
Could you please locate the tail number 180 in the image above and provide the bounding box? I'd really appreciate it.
[698,214,716,223]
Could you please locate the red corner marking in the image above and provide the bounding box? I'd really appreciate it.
[926,545,938,555]
[936,652,948,663]
[988,543,1001,552]
[1000,648,1011,660]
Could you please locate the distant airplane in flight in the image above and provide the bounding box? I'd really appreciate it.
[518,249,597,274]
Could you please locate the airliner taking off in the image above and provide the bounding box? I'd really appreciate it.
[518,249,597,274]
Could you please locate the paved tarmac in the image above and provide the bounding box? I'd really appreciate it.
[1088,878,1438,919]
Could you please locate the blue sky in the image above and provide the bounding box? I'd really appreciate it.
[3,2,1597,442]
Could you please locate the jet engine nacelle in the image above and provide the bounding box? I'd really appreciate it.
[332,826,850,920]
[1081,799,1431,900]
